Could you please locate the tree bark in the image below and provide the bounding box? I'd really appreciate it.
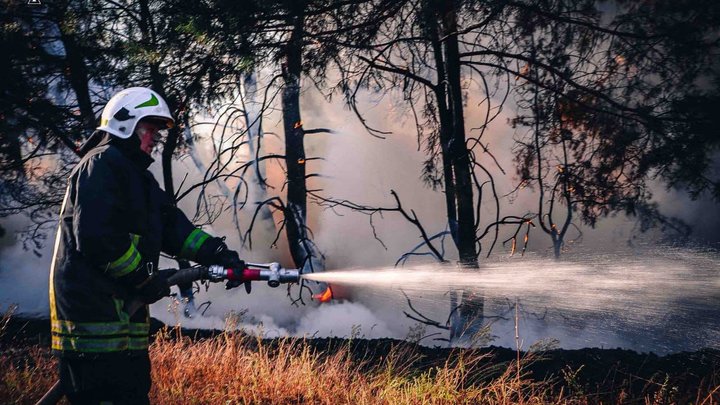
[433,0,483,341]
[279,4,325,289]
[442,1,485,342]
[281,9,308,268]
[425,3,459,249]
[440,1,477,268]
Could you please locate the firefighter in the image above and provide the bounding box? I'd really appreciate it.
[49,87,243,404]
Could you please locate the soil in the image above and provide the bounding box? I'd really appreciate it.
[3,317,719,404]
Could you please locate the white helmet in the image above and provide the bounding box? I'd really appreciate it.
[97,87,175,139]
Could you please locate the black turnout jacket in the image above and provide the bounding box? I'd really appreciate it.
[49,133,215,358]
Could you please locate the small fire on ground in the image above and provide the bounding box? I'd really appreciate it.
[313,286,333,303]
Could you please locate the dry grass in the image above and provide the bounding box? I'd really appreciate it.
[1,326,719,405]
[149,329,551,405]
[0,345,58,404]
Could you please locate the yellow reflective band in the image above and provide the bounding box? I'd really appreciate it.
[129,322,150,336]
[52,335,129,353]
[180,229,210,259]
[107,243,141,278]
[52,320,129,336]
[53,334,149,353]
[129,336,149,350]
[49,186,71,329]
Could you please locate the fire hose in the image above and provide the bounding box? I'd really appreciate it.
[35,262,300,405]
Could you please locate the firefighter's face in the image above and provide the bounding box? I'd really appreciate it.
[136,120,165,155]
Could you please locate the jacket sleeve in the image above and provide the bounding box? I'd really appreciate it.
[73,153,143,279]
[156,186,217,263]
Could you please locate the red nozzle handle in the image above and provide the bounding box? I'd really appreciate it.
[226,267,261,282]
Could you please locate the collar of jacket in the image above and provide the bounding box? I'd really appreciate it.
[79,130,154,170]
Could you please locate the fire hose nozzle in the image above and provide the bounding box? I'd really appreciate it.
[258,262,300,287]
[261,263,300,287]
[208,262,301,287]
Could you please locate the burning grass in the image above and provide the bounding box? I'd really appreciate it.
[1,322,719,404]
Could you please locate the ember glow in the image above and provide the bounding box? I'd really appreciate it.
[312,285,333,303]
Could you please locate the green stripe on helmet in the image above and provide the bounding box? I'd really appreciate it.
[135,94,159,108]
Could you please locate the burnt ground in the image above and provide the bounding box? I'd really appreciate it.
[3,316,719,404]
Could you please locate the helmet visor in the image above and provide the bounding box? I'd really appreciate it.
[144,116,175,129]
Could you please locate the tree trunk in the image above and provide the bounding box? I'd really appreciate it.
[281,12,307,267]
[281,5,325,288]
[553,238,562,258]
[442,2,483,342]
[441,2,477,268]
[426,0,482,342]
[426,5,459,249]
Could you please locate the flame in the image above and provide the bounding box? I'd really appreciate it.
[294,120,303,129]
[313,286,333,303]
[297,158,305,165]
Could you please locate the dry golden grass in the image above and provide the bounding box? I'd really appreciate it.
[1,327,719,405]
[149,329,551,405]
[0,345,58,404]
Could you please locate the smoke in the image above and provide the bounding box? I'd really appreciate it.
[0,215,52,316]
[155,300,400,340]
[1,65,718,355]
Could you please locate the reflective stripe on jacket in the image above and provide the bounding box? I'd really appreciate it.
[49,136,211,357]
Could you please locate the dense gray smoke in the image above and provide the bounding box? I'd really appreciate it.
[1,78,718,354]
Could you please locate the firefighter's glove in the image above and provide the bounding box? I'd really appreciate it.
[197,237,246,290]
[135,271,170,305]
[213,242,246,290]
[225,278,252,293]
[213,243,245,269]
[196,237,244,267]
[218,249,247,290]
[225,279,243,290]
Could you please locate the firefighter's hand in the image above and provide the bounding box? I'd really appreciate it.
[217,250,247,290]
[213,244,246,271]
[212,243,247,290]
[136,272,170,304]
[201,237,246,290]
[224,278,253,292]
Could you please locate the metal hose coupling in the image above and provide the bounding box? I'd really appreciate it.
[260,262,301,287]
[206,264,229,282]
